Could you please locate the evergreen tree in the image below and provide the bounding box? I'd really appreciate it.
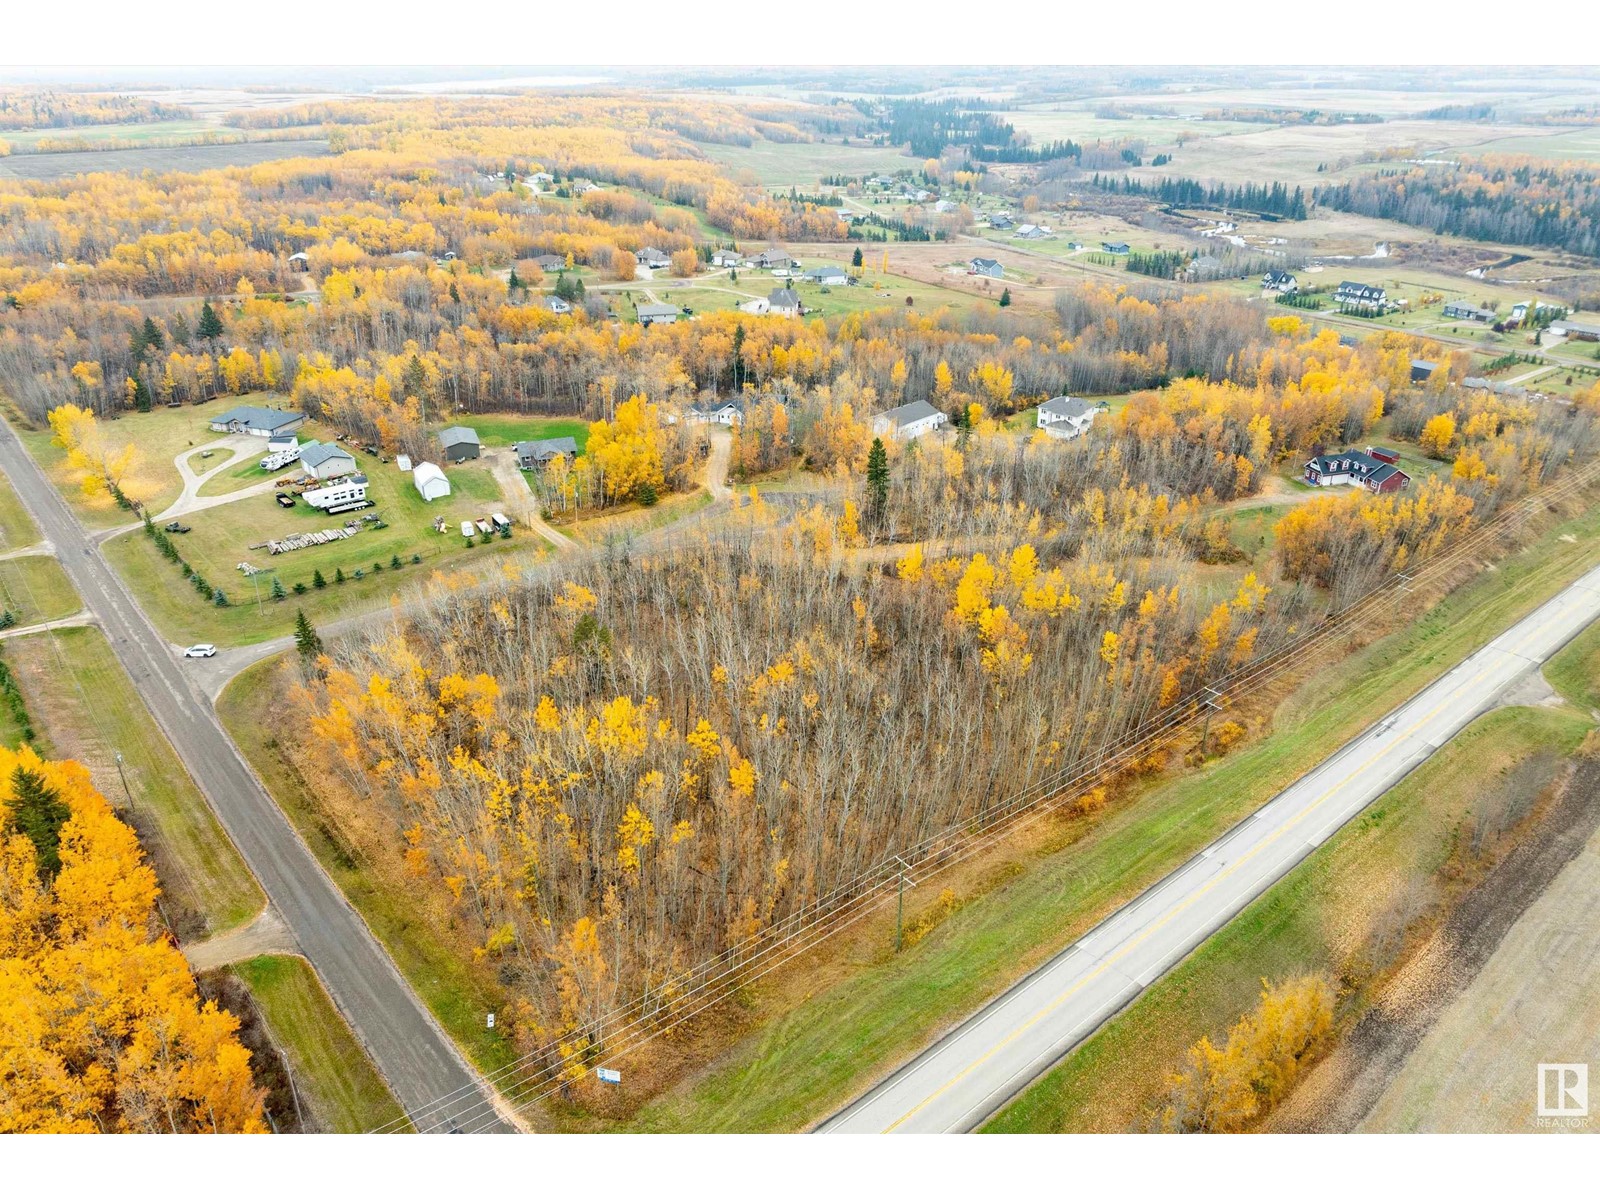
[130,377,152,412]
[197,301,224,342]
[852,246,864,268]
[865,437,889,516]
[334,567,345,585]
[293,609,323,665]
[508,266,523,292]
[6,765,71,878]
[269,576,287,602]
[312,568,327,589]
[170,312,192,346]
[141,316,164,353]
[998,288,1012,307]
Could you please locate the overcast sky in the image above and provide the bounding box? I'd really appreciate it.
[4,0,1589,69]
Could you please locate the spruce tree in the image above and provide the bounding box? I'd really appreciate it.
[293,609,323,665]
[312,568,327,589]
[7,766,72,878]
[270,576,287,602]
[852,246,864,268]
[197,301,224,341]
[866,437,889,516]
[998,288,1012,307]
[142,316,164,353]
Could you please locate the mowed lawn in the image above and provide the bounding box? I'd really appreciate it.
[5,624,263,935]
[468,413,592,454]
[984,702,1593,1133]
[0,555,82,624]
[15,395,296,527]
[103,451,525,646]
[230,955,408,1134]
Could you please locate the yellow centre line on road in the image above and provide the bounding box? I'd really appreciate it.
[878,659,1499,1132]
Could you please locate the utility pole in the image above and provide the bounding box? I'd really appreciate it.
[114,750,135,812]
[1199,687,1225,759]
[892,856,915,954]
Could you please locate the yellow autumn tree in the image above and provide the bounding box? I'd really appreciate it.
[0,744,266,1133]
[586,393,666,503]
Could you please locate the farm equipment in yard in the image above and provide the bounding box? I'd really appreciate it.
[163,521,191,533]
[275,492,296,508]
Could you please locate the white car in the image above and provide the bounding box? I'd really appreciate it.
[183,644,216,659]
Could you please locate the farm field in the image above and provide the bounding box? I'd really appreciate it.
[229,955,408,1134]
[0,138,330,181]
[0,118,218,147]
[4,623,263,936]
[700,138,914,188]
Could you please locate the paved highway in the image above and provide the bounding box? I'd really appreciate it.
[0,420,510,1134]
[821,560,1600,1134]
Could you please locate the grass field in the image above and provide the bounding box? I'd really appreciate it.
[0,119,217,148]
[593,488,1600,1132]
[5,624,262,936]
[0,470,40,552]
[467,414,591,454]
[1545,618,1600,712]
[14,395,294,527]
[699,138,914,188]
[102,450,525,646]
[230,955,408,1134]
[0,555,82,625]
[218,656,521,1080]
[0,139,329,182]
[984,702,1593,1133]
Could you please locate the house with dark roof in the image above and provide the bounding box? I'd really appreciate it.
[767,287,801,317]
[969,257,1003,279]
[1551,318,1600,342]
[1262,269,1298,293]
[208,405,306,438]
[438,425,481,463]
[1303,449,1410,494]
[749,249,795,270]
[1102,241,1131,254]
[1443,301,1495,323]
[636,247,673,270]
[1335,281,1388,311]
[298,439,358,481]
[988,214,1015,231]
[1410,359,1438,384]
[531,253,567,272]
[514,437,579,471]
[871,399,948,441]
[1036,395,1097,441]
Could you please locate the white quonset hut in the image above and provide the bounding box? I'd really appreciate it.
[413,461,451,502]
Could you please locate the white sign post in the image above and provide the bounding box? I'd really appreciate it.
[596,1067,622,1085]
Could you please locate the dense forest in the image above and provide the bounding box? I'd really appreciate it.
[1315,156,1600,258]
[1091,173,1309,219]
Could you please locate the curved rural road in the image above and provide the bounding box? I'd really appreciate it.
[820,559,1600,1133]
[0,418,513,1134]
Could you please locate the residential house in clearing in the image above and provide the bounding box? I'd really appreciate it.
[1015,224,1049,240]
[988,214,1015,230]
[636,302,681,327]
[514,437,579,471]
[1334,281,1387,311]
[1262,269,1298,293]
[1551,318,1600,342]
[636,247,673,270]
[686,398,745,426]
[530,171,554,187]
[209,405,306,438]
[298,440,357,481]
[933,199,958,213]
[767,287,802,317]
[303,473,370,513]
[1443,301,1495,323]
[802,264,850,286]
[412,460,452,502]
[1036,395,1097,441]
[545,295,572,315]
[1303,449,1410,494]
[713,249,744,268]
[286,251,309,271]
[969,257,1003,279]
[438,425,481,463]
[531,253,567,272]
[1410,359,1438,384]
[749,249,795,271]
[871,399,948,441]
[1102,241,1131,254]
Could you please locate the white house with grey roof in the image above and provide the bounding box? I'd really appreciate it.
[298,439,357,480]
[871,399,948,441]
[636,302,681,327]
[969,257,1003,279]
[802,264,851,286]
[209,405,306,438]
[1037,395,1097,441]
[767,287,801,317]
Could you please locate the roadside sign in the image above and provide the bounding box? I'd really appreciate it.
[596,1067,622,1085]
[486,1013,495,1029]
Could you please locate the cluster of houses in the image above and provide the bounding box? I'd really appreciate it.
[1302,446,1410,494]
[1333,281,1396,313]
